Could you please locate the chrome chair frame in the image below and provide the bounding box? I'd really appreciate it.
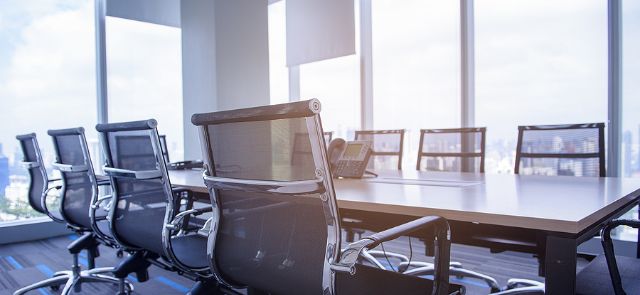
[416,127,487,173]
[14,130,132,295]
[193,99,455,295]
[97,120,213,292]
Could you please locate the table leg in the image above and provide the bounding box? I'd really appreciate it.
[544,235,577,295]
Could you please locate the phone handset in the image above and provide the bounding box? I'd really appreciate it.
[327,139,373,178]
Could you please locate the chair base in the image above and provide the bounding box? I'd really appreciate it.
[13,267,134,295]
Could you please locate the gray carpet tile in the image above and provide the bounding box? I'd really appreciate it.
[0,232,590,294]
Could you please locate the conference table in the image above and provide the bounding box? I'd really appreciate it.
[168,168,640,295]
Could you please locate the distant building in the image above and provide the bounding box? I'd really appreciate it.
[0,143,9,197]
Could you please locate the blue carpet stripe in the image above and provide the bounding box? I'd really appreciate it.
[67,234,79,241]
[155,276,189,292]
[128,274,138,283]
[36,264,55,277]
[5,256,23,270]
[38,289,51,295]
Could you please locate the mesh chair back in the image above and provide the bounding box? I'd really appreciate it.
[159,135,170,163]
[15,133,48,214]
[192,99,340,294]
[48,128,97,230]
[97,120,170,256]
[417,128,486,173]
[355,129,405,170]
[514,123,605,177]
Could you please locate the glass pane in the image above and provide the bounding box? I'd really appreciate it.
[106,17,184,161]
[617,0,640,241]
[372,0,461,168]
[300,55,360,140]
[475,0,607,174]
[0,0,96,221]
[268,1,289,105]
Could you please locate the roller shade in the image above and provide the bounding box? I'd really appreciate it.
[107,0,181,28]
[286,0,355,66]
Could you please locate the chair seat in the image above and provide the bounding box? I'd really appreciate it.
[576,254,640,295]
[335,264,462,295]
[171,234,209,269]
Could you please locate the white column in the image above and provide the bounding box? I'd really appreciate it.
[460,0,475,128]
[360,0,374,130]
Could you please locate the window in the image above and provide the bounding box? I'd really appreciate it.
[0,0,96,221]
[617,0,640,241]
[475,0,607,174]
[106,17,184,161]
[622,0,640,179]
[268,0,289,105]
[372,0,461,168]
[299,1,360,140]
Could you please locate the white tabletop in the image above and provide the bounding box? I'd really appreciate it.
[168,169,640,234]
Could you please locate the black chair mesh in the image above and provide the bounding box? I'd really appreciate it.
[355,130,404,170]
[107,130,167,256]
[417,128,485,173]
[17,136,48,214]
[206,118,329,293]
[53,134,94,229]
[516,125,604,177]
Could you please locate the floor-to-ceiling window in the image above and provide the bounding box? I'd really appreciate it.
[618,0,640,241]
[0,0,96,221]
[268,0,289,105]
[371,0,461,168]
[475,0,608,174]
[298,1,361,140]
[106,17,184,161]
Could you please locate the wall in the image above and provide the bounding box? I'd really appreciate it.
[181,0,270,160]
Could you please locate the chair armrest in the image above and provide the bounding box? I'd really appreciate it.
[41,185,65,223]
[331,216,451,295]
[601,219,640,242]
[91,195,112,209]
[52,162,89,173]
[599,219,640,295]
[103,166,162,179]
[365,216,447,249]
[20,161,40,169]
[165,207,213,231]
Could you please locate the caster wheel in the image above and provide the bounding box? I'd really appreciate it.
[117,250,124,258]
[456,275,464,279]
[50,285,60,291]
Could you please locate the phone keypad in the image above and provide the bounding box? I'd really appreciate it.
[336,160,365,178]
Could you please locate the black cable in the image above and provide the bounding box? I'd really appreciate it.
[379,242,397,272]
[407,236,413,272]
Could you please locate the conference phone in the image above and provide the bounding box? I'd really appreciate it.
[327,139,373,178]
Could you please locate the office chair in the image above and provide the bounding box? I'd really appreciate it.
[514,123,605,177]
[575,219,640,295]
[191,99,462,295]
[355,129,405,170]
[417,127,486,173]
[97,119,216,294]
[14,130,132,295]
[15,133,60,218]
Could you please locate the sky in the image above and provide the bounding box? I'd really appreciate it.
[0,0,183,165]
